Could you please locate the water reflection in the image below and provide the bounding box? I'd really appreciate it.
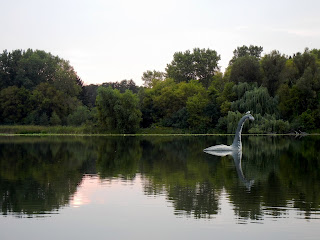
[0,137,87,216]
[0,135,319,223]
[204,149,254,190]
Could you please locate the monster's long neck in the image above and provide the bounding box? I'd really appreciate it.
[231,115,249,149]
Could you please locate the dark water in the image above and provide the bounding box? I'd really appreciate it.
[0,135,320,239]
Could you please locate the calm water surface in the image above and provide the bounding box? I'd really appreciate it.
[0,135,320,239]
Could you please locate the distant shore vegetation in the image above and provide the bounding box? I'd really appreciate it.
[1,46,320,134]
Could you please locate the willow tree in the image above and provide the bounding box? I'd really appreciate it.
[231,86,279,116]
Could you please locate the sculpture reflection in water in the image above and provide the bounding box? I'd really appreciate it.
[203,111,255,190]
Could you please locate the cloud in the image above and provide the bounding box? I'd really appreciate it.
[271,28,320,37]
[235,26,249,31]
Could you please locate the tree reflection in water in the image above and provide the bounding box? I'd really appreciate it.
[0,137,92,215]
[0,135,319,222]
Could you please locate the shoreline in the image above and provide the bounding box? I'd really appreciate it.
[0,133,319,137]
[0,125,318,136]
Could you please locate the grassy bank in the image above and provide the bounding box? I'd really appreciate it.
[0,125,193,135]
[0,125,319,136]
[0,125,94,135]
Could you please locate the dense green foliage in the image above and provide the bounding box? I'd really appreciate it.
[0,49,141,133]
[0,49,82,125]
[1,46,320,133]
[140,46,320,133]
[96,87,142,133]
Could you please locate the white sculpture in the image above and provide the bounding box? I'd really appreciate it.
[203,111,254,153]
[203,111,255,190]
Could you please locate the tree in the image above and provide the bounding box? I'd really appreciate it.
[39,112,49,126]
[295,67,320,109]
[96,87,142,133]
[166,48,220,87]
[50,111,62,125]
[80,84,99,107]
[297,110,315,131]
[67,106,92,126]
[293,48,317,78]
[0,49,23,90]
[152,79,207,121]
[231,86,279,116]
[0,49,81,97]
[16,49,58,89]
[209,72,226,93]
[215,111,243,134]
[229,56,262,85]
[141,70,165,88]
[232,82,257,100]
[261,50,287,96]
[204,83,221,129]
[31,83,80,124]
[102,79,139,94]
[138,87,158,128]
[52,59,81,97]
[151,78,178,119]
[0,86,32,124]
[278,64,320,121]
[115,90,142,133]
[229,45,263,65]
[0,49,84,125]
[186,93,210,132]
[216,82,236,116]
[248,114,290,134]
[96,87,120,130]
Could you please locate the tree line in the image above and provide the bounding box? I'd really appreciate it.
[1,46,320,133]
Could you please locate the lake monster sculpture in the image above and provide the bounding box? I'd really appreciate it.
[203,111,255,189]
[203,111,254,152]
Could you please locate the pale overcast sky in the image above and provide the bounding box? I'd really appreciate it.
[1,0,320,85]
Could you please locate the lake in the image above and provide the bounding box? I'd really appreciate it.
[0,135,320,239]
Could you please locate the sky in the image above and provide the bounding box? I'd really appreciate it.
[1,0,320,86]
